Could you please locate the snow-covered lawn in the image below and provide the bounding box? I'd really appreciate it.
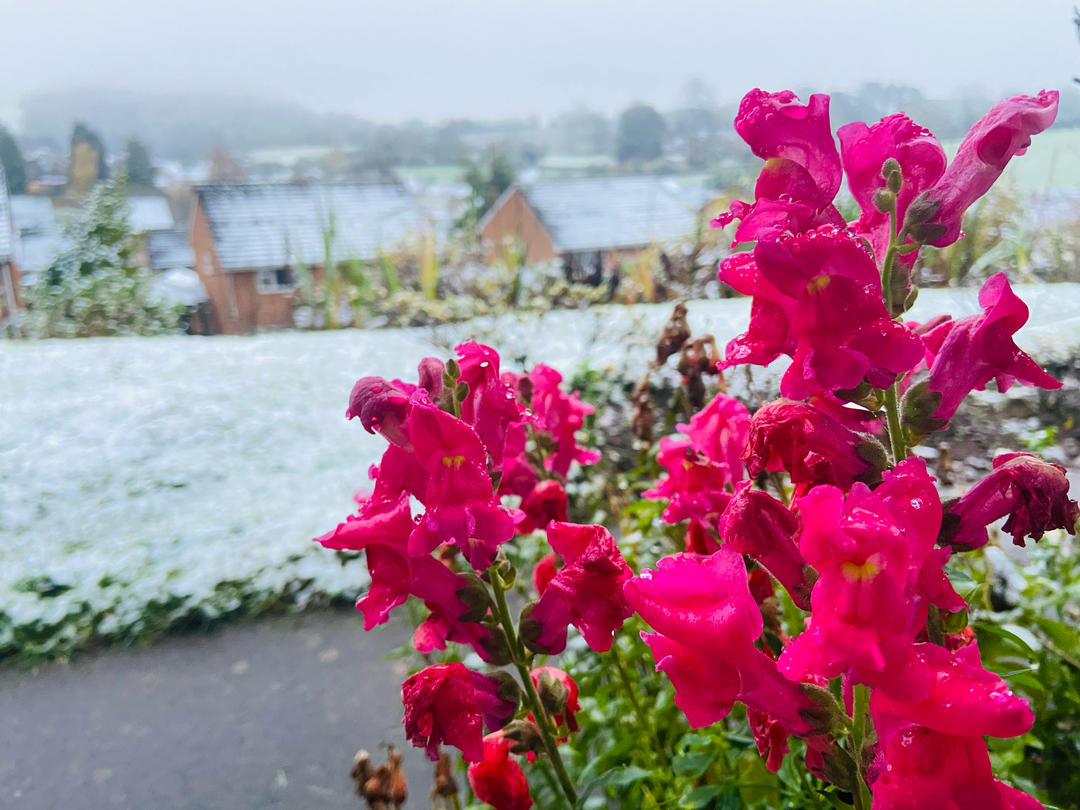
[3,284,1079,661]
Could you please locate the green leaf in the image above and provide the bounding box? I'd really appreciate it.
[610,765,651,789]
[673,751,715,778]
[681,785,722,808]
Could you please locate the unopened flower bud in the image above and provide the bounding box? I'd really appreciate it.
[900,380,948,445]
[444,357,461,384]
[487,670,523,712]
[518,601,563,655]
[903,193,942,228]
[454,572,492,623]
[534,668,569,717]
[476,625,515,666]
[798,683,851,736]
[881,157,902,193]
[500,719,544,755]
[872,187,895,213]
[907,221,949,244]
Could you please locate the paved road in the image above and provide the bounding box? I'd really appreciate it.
[0,610,437,809]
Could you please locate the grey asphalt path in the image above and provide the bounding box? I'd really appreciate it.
[0,609,438,809]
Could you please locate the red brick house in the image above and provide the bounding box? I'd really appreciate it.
[0,168,21,326]
[191,183,425,334]
[478,175,716,282]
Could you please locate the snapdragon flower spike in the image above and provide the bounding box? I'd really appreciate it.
[869,726,1043,810]
[919,90,1058,247]
[346,376,413,449]
[744,399,882,493]
[401,662,518,763]
[941,452,1079,550]
[624,546,815,734]
[406,392,516,570]
[837,113,946,266]
[922,273,1061,423]
[522,522,633,654]
[716,482,813,609]
[466,731,534,810]
[528,364,601,478]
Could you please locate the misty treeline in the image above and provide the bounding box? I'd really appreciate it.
[16,82,1080,169]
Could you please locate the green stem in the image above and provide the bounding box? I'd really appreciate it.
[880,204,899,316]
[488,566,579,809]
[851,684,873,810]
[883,383,907,463]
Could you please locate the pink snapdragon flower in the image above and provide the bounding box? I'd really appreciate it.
[869,726,1043,810]
[516,479,569,535]
[720,228,923,399]
[779,459,962,700]
[941,452,1079,549]
[528,364,601,477]
[454,341,529,465]
[871,642,1033,740]
[347,376,413,449]
[920,90,1058,247]
[644,437,738,526]
[716,482,812,609]
[837,113,947,264]
[401,663,517,763]
[467,731,534,810]
[522,523,633,654]
[677,391,751,474]
[406,393,516,569]
[924,273,1061,422]
[744,399,882,493]
[624,547,815,733]
[530,666,581,734]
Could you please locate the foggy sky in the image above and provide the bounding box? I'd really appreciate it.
[0,0,1075,127]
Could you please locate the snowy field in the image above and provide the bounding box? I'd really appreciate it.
[3,284,1080,661]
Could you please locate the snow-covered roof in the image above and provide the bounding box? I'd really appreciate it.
[11,195,64,273]
[0,167,13,262]
[128,195,175,233]
[197,183,426,270]
[497,175,716,253]
[147,227,194,270]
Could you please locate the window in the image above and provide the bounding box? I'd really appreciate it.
[256,266,296,293]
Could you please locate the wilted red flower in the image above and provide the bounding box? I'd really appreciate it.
[919,90,1058,247]
[522,523,633,654]
[517,479,569,535]
[402,663,517,763]
[467,731,533,810]
[941,452,1079,549]
[744,399,882,493]
[925,273,1061,423]
[747,707,790,772]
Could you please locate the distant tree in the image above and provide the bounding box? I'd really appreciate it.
[549,106,613,155]
[458,151,515,232]
[616,104,666,163]
[124,138,155,187]
[69,122,108,194]
[0,124,26,194]
[27,174,181,337]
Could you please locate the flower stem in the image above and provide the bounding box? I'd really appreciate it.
[488,566,579,809]
[883,383,907,463]
[850,683,873,810]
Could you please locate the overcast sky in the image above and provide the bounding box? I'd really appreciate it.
[0,0,1075,126]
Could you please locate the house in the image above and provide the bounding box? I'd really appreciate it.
[10,195,64,287]
[0,169,18,324]
[190,183,426,334]
[478,175,717,281]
